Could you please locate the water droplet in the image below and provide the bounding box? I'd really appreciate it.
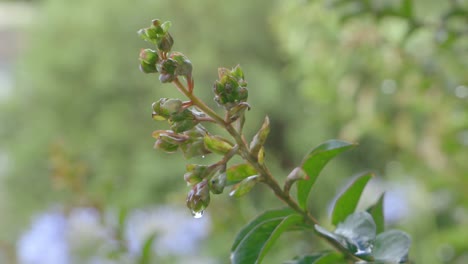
[201,155,206,159]
[192,210,204,219]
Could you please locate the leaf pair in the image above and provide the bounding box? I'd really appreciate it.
[230,209,303,264]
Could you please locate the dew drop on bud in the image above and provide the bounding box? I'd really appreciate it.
[192,210,204,218]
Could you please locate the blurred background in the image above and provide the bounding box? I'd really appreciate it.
[0,0,467,263]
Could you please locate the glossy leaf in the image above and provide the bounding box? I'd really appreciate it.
[334,212,376,256]
[231,213,303,264]
[231,208,295,252]
[297,140,356,209]
[226,163,257,184]
[331,172,373,226]
[367,193,385,234]
[373,230,411,263]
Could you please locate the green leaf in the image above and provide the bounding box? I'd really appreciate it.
[284,252,345,264]
[331,172,373,226]
[231,213,303,264]
[138,233,156,264]
[231,208,295,252]
[367,193,385,234]
[334,212,376,257]
[297,140,356,209]
[372,230,411,263]
[203,134,233,155]
[229,175,259,198]
[226,163,257,184]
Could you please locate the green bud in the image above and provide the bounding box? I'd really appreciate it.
[231,65,245,80]
[203,135,233,155]
[286,167,308,181]
[139,48,159,65]
[229,175,259,198]
[157,32,174,52]
[170,118,198,133]
[217,67,231,79]
[158,59,178,83]
[209,170,227,194]
[139,61,158,74]
[184,164,209,185]
[180,139,210,159]
[186,180,210,217]
[154,135,179,153]
[227,102,250,122]
[213,66,249,109]
[257,146,265,165]
[152,98,183,120]
[170,52,193,77]
[250,116,270,156]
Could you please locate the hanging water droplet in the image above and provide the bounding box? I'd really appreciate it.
[192,210,204,218]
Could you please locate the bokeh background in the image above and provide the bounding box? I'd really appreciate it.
[0,0,467,263]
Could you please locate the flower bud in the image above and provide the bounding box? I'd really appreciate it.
[180,138,210,159]
[170,52,193,77]
[184,164,209,185]
[186,180,210,217]
[209,172,227,194]
[213,65,249,109]
[138,20,174,52]
[152,130,188,153]
[227,102,250,122]
[158,59,178,83]
[179,126,211,159]
[250,116,270,156]
[139,48,159,65]
[157,32,174,52]
[152,98,183,120]
[286,167,309,181]
[154,136,179,153]
[170,118,198,133]
[139,61,158,74]
[229,175,259,197]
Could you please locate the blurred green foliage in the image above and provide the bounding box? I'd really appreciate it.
[0,0,467,263]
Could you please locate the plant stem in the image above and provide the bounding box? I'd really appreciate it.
[172,78,361,262]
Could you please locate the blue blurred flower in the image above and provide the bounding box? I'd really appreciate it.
[17,211,70,264]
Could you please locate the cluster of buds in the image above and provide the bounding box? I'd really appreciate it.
[213,66,249,110]
[139,19,262,218]
[152,98,199,133]
[138,20,192,83]
[184,163,228,216]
